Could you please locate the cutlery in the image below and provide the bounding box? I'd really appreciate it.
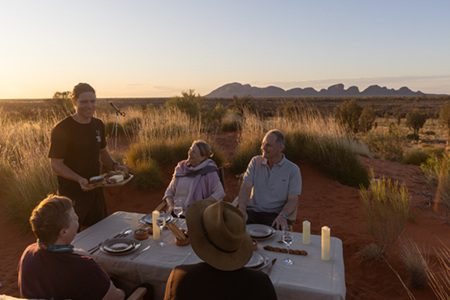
[265,258,277,275]
[88,228,132,254]
[130,245,150,260]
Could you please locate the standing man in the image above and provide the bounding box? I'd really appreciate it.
[238,129,301,229]
[49,83,127,227]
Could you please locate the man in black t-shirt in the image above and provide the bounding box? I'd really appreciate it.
[49,83,127,227]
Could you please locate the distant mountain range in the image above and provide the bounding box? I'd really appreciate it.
[205,82,426,98]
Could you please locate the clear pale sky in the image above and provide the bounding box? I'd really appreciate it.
[1,0,449,98]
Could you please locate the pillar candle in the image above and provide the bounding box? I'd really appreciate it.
[302,220,311,244]
[321,226,330,261]
[152,210,160,240]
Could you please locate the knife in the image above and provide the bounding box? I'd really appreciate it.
[265,258,277,275]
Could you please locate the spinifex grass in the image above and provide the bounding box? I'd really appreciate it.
[0,109,58,228]
[360,176,410,254]
[231,105,370,187]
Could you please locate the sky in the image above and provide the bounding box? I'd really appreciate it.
[1,0,450,99]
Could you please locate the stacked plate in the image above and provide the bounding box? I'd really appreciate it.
[246,224,275,239]
[100,238,141,256]
[245,252,268,269]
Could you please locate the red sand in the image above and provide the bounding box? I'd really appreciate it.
[1,133,449,299]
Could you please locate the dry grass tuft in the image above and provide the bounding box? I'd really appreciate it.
[401,240,428,289]
[360,176,410,254]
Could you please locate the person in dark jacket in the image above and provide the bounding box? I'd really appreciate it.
[164,200,277,300]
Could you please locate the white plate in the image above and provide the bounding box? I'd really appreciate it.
[101,238,137,253]
[140,212,173,225]
[245,252,266,268]
[246,224,275,239]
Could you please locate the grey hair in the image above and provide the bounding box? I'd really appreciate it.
[265,129,285,146]
[192,140,213,157]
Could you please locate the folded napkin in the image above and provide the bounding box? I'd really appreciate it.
[263,245,308,256]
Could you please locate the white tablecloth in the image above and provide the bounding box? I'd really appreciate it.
[73,211,346,300]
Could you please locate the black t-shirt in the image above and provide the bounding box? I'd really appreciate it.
[49,116,106,196]
[18,243,110,300]
[164,262,278,300]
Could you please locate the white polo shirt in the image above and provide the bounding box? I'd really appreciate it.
[243,155,302,214]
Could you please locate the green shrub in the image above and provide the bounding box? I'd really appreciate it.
[362,127,405,161]
[402,149,430,165]
[420,154,449,186]
[439,102,450,136]
[359,106,377,133]
[406,110,427,139]
[165,90,202,118]
[129,159,164,190]
[230,139,261,174]
[360,177,410,253]
[334,100,362,133]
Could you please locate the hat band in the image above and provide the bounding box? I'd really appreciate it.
[201,218,238,254]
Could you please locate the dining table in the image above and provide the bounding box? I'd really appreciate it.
[73,211,346,300]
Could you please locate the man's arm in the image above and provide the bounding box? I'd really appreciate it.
[272,194,298,230]
[50,158,93,191]
[100,148,128,172]
[238,181,252,221]
[102,281,125,300]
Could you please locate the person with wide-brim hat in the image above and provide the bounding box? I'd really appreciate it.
[164,200,277,300]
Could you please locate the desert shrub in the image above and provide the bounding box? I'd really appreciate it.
[426,243,450,300]
[434,156,450,217]
[165,90,202,118]
[285,132,370,187]
[221,111,242,132]
[359,106,377,133]
[0,113,58,228]
[362,126,405,161]
[402,148,430,165]
[128,159,164,189]
[401,240,428,289]
[420,154,449,186]
[232,108,370,187]
[334,99,362,133]
[230,138,261,174]
[406,110,428,140]
[230,96,257,116]
[122,116,142,137]
[439,102,450,139]
[359,243,384,262]
[202,103,227,132]
[360,177,410,254]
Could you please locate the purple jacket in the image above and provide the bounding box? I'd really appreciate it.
[164,159,225,209]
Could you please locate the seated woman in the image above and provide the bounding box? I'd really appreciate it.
[163,140,225,214]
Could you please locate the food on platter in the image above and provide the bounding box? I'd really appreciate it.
[263,245,308,256]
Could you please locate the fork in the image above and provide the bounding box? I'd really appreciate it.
[130,245,150,260]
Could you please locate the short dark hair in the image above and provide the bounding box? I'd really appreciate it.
[265,129,285,146]
[29,195,73,245]
[72,83,95,101]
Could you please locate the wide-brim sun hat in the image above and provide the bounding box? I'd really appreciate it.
[186,200,253,271]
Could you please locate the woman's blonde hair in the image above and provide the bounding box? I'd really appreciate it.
[192,140,213,158]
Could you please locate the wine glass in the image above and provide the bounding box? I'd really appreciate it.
[156,216,166,247]
[282,230,294,265]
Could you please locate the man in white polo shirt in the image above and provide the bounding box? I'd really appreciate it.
[238,129,302,229]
